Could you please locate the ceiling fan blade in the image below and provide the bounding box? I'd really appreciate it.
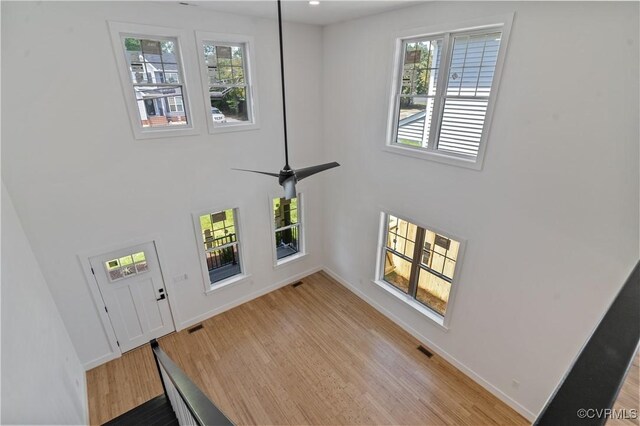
[282,177,297,200]
[295,162,340,181]
[232,168,280,178]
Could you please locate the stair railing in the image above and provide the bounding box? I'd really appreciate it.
[151,339,234,426]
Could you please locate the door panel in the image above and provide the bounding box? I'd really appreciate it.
[114,286,144,340]
[90,241,175,353]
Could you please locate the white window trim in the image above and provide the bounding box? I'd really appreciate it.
[108,21,201,140]
[374,210,467,329]
[384,13,514,170]
[269,193,306,268]
[191,206,249,293]
[194,31,260,134]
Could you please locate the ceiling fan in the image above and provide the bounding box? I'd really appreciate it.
[233,0,339,200]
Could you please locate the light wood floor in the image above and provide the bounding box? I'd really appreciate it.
[609,351,640,426]
[87,271,527,425]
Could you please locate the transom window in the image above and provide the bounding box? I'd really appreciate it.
[378,214,462,321]
[273,196,302,262]
[196,32,259,133]
[195,208,243,286]
[388,17,512,168]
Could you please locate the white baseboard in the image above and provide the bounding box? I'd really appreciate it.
[83,351,119,371]
[322,267,537,422]
[179,266,323,330]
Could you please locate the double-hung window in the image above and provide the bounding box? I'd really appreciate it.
[194,208,245,289]
[387,16,512,169]
[272,195,303,265]
[376,213,464,326]
[196,32,259,133]
[109,22,197,139]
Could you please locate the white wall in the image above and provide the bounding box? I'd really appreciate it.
[321,1,639,420]
[1,183,88,425]
[1,1,326,367]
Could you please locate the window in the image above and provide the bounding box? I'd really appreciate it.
[193,208,244,288]
[272,195,303,264]
[167,96,184,112]
[377,213,463,325]
[387,16,512,169]
[196,32,259,133]
[109,22,197,139]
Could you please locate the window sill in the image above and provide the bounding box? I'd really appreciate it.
[372,279,449,330]
[383,143,483,171]
[205,273,251,295]
[274,252,307,269]
[209,122,260,135]
[134,126,200,140]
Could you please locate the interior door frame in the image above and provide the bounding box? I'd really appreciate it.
[78,235,180,368]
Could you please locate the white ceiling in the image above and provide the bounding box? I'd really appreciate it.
[183,0,425,26]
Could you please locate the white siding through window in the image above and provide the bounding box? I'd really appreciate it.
[437,32,501,157]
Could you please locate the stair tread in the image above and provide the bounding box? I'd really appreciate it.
[103,394,177,426]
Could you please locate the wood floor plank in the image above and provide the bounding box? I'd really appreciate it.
[609,351,639,426]
[87,271,528,425]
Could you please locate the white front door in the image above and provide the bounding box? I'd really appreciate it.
[90,241,174,353]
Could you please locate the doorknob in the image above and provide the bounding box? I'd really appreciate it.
[156,294,166,301]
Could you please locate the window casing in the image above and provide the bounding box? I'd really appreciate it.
[272,195,304,265]
[109,22,198,139]
[376,212,464,326]
[386,16,513,169]
[195,32,259,134]
[193,208,245,289]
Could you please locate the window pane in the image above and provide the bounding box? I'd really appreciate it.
[423,231,460,280]
[206,244,241,283]
[416,267,451,316]
[276,225,299,260]
[447,32,501,97]
[134,86,187,128]
[211,87,249,124]
[386,215,417,258]
[199,209,237,249]
[274,197,298,228]
[396,96,436,148]
[402,38,442,96]
[383,251,411,294]
[203,42,250,125]
[436,98,488,158]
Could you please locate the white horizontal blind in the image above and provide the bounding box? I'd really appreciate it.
[436,32,502,158]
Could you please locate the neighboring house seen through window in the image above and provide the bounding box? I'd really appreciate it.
[388,17,512,168]
[124,36,188,127]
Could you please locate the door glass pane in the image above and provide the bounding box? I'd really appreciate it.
[105,251,149,282]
